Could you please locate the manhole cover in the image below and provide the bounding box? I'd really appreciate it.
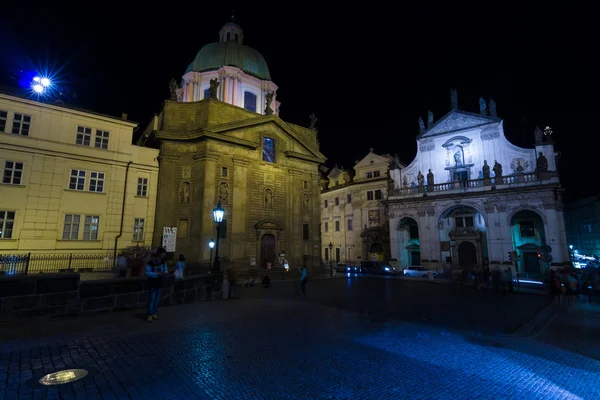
[39,369,89,385]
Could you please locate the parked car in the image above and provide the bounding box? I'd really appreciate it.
[335,263,359,273]
[403,266,438,278]
[360,261,398,275]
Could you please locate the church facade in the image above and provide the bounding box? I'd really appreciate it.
[141,21,325,269]
[387,93,569,279]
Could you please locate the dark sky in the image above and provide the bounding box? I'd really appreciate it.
[1,2,596,201]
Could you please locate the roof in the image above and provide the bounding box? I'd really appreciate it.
[185,41,271,80]
[418,110,500,139]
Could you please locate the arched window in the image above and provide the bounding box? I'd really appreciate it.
[244,92,257,112]
[262,137,276,163]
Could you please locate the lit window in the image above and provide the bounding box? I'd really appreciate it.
[69,170,86,191]
[83,215,100,240]
[244,92,257,112]
[0,110,7,132]
[62,215,80,240]
[76,126,92,146]
[222,167,228,177]
[3,161,23,185]
[94,130,109,149]
[11,113,31,136]
[0,211,15,239]
[137,178,148,197]
[133,218,145,241]
[262,137,275,163]
[89,172,104,192]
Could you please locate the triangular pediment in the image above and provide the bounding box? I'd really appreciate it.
[419,111,500,138]
[354,151,390,169]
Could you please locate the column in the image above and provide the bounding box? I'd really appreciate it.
[544,208,570,264]
[231,159,249,261]
[183,82,188,102]
[232,77,238,106]
[189,82,195,102]
[389,216,399,261]
[223,77,230,103]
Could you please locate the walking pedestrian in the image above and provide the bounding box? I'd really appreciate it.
[226,262,238,299]
[145,247,168,322]
[299,265,308,298]
[174,254,186,280]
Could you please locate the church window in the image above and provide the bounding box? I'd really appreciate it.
[244,92,257,112]
[303,180,308,189]
[221,167,228,177]
[262,137,276,163]
[204,88,210,99]
[455,216,474,228]
[520,221,535,237]
[373,171,380,177]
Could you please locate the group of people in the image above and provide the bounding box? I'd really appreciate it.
[549,269,580,307]
[144,247,310,322]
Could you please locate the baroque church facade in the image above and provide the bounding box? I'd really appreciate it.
[140,21,325,268]
[387,92,569,278]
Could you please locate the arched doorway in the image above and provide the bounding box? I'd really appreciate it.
[397,217,420,267]
[260,234,276,268]
[458,241,477,268]
[361,227,389,262]
[510,210,546,278]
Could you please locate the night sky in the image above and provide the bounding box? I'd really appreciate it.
[0,2,594,201]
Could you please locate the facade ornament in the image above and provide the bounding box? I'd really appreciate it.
[265,92,274,115]
[454,150,462,166]
[480,126,500,141]
[493,160,503,184]
[484,202,496,213]
[417,171,425,186]
[309,113,317,130]
[417,208,427,217]
[180,182,191,204]
[218,182,229,204]
[426,207,436,216]
[479,97,487,115]
[427,110,434,128]
[264,188,273,208]
[419,140,435,152]
[427,169,434,186]
[418,117,425,133]
[534,126,544,144]
[536,152,549,174]
[516,160,525,173]
[450,88,458,110]
[489,98,497,117]
[302,193,310,212]
[169,79,178,100]
[209,78,220,99]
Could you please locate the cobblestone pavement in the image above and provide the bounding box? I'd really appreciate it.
[2,294,600,400]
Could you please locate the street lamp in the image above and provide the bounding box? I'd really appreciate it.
[212,202,225,272]
[328,242,333,277]
[569,245,574,265]
[208,239,215,269]
[31,76,51,95]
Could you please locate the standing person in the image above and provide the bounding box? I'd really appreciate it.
[226,262,238,299]
[174,254,186,280]
[146,247,168,322]
[299,265,308,298]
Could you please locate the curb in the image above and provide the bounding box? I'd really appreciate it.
[505,302,559,338]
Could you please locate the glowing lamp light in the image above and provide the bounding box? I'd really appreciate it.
[33,84,44,93]
[569,245,573,250]
[212,202,224,223]
[40,77,51,87]
[208,239,215,249]
[33,76,41,83]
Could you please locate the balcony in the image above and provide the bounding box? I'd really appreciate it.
[389,172,559,199]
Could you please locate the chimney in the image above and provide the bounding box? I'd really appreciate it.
[121,112,128,121]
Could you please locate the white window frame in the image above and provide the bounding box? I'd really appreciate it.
[0,110,7,132]
[89,172,105,192]
[94,130,109,149]
[3,161,24,185]
[133,218,145,241]
[76,126,92,146]
[62,214,80,240]
[137,177,148,197]
[11,113,31,136]
[0,210,16,239]
[69,169,86,191]
[83,215,100,240]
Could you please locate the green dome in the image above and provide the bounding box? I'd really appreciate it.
[185,41,271,80]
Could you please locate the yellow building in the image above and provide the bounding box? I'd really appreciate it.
[321,150,401,264]
[0,93,159,261]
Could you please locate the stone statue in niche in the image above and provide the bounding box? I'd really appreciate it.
[302,193,310,211]
[180,182,191,204]
[418,117,425,133]
[403,177,408,187]
[454,149,463,166]
[182,165,191,179]
[265,92,274,115]
[427,110,434,128]
[482,160,490,179]
[427,169,434,186]
[209,78,219,99]
[218,182,229,204]
[536,152,549,174]
[493,160,503,184]
[479,97,487,115]
[309,113,317,130]
[169,79,178,100]
[534,126,543,144]
[516,160,524,173]
[417,171,424,186]
[489,98,497,117]
[264,188,273,208]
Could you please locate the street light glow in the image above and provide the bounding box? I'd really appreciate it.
[33,84,44,93]
[33,76,41,83]
[40,77,51,87]
[208,240,215,249]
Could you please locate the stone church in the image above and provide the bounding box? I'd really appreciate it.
[139,21,326,268]
[386,91,569,279]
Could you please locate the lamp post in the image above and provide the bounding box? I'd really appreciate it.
[212,202,225,272]
[329,242,333,277]
[208,239,215,270]
[569,245,574,265]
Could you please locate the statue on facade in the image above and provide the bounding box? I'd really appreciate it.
[169,79,178,100]
[403,176,408,187]
[180,182,191,204]
[387,174,395,191]
[516,160,524,173]
[209,78,219,99]
[309,113,317,130]
[264,188,273,208]
[265,92,274,115]
[536,152,548,174]
[302,193,310,211]
[534,126,543,144]
[489,98,497,117]
[493,160,503,182]
[482,160,490,179]
[450,88,458,110]
[427,110,434,128]
[427,169,434,186]
[389,154,401,170]
[454,150,462,166]
[417,171,425,186]
[479,97,487,115]
[418,117,425,133]
[218,182,229,204]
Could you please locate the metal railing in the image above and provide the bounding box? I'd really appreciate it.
[0,253,114,276]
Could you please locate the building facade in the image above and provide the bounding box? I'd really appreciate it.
[0,93,159,255]
[142,22,326,269]
[320,150,395,265]
[386,95,569,278]
[565,195,600,259]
